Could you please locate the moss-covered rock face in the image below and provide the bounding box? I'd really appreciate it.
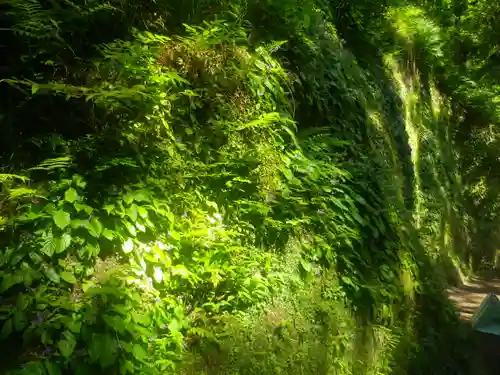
[0,0,497,374]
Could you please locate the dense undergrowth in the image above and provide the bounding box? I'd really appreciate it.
[1,0,500,374]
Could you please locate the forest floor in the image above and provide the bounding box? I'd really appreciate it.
[448,277,500,375]
[448,277,500,320]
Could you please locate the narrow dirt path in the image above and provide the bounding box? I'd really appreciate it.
[448,277,500,320]
[448,277,500,375]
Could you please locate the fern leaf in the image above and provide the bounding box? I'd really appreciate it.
[0,174,30,183]
[29,156,73,171]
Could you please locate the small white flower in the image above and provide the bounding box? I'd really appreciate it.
[214,213,222,221]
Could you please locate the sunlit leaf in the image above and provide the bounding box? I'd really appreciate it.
[72,174,87,189]
[0,173,30,183]
[44,267,60,283]
[127,204,138,221]
[74,202,93,214]
[55,233,72,253]
[137,206,148,219]
[71,219,88,229]
[41,234,57,257]
[132,344,147,361]
[125,222,136,236]
[64,188,79,203]
[60,271,76,283]
[102,229,114,241]
[122,239,134,253]
[88,218,103,237]
[53,210,70,230]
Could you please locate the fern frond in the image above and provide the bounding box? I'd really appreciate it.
[29,156,73,171]
[8,187,38,199]
[0,174,30,183]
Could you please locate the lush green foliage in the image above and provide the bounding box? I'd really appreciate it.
[0,0,498,374]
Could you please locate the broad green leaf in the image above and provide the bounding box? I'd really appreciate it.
[60,271,76,284]
[53,210,70,230]
[170,230,180,240]
[103,315,126,334]
[44,267,60,283]
[67,320,81,334]
[29,252,44,264]
[132,344,147,361]
[45,361,62,375]
[41,235,56,257]
[127,204,138,221]
[64,188,79,203]
[72,174,86,189]
[123,193,133,205]
[58,331,76,357]
[74,202,93,214]
[0,319,13,339]
[137,206,148,219]
[125,222,136,236]
[0,274,23,292]
[131,190,151,202]
[71,219,88,229]
[88,218,103,238]
[102,228,114,241]
[122,239,134,253]
[55,233,72,253]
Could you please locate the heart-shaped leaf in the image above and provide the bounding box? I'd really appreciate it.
[64,188,79,203]
[53,211,70,230]
[58,331,76,357]
[55,233,72,253]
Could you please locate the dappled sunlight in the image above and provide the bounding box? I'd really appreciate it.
[449,278,500,320]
